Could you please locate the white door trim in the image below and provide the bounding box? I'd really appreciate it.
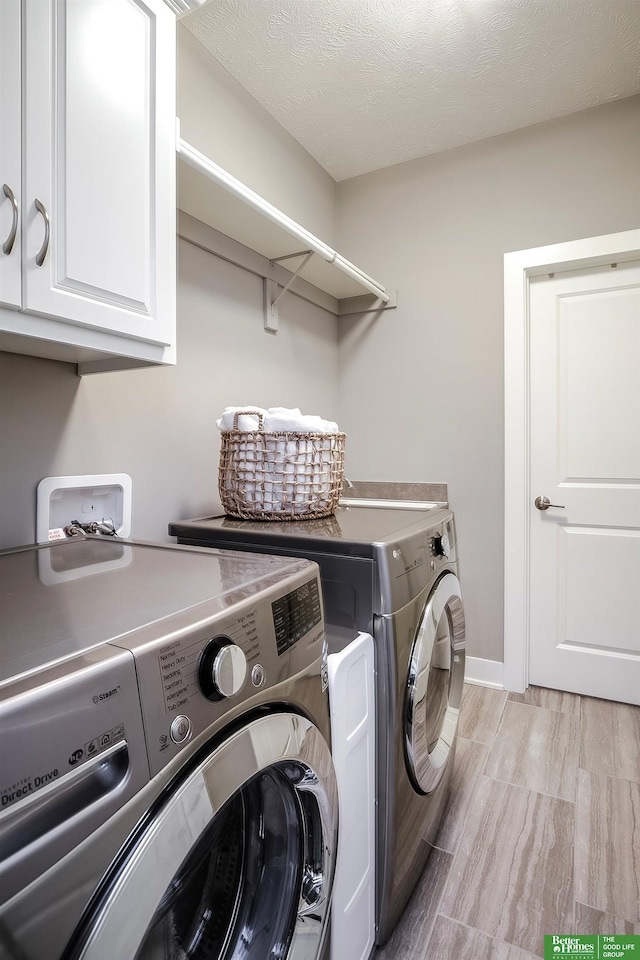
[503,228,640,694]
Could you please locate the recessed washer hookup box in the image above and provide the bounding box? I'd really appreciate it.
[36,473,132,543]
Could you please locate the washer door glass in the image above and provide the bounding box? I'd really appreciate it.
[68,713,337,960]
[136,767,302,960]
[404,572,466,794]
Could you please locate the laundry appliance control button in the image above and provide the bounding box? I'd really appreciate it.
[198,637,248,701]
[170,715,192,744]
[251,664,265,687]
[431,533,450,559]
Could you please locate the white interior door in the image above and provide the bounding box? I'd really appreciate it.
[528,259,640,704]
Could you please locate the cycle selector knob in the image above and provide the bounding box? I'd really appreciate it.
[432,533,450,559]
[198,637,247,701]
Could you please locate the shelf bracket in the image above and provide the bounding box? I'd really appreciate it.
[263,250,315,332]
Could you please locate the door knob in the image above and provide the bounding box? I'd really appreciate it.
[534,495,565,511]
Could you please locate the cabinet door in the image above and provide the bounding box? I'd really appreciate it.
[23,0,175,347]
[0,0,22,310]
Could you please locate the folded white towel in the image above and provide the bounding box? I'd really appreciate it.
[217,406,267,431]
[217,405,340,434]
[267,406,301,418]
[301,415,339,434]
[264,412,339,434]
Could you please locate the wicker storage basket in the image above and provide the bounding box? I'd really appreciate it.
[219,411,346,520]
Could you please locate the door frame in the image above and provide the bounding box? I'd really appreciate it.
[503,228,640,694]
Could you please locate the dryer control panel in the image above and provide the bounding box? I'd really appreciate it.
[122,568,325,777]
[376,511,458,614]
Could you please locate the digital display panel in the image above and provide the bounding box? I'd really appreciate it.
[272,579,322,656]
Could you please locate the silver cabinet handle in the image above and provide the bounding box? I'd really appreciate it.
[535,495,565,511]
[2,183,18,255]
[34,197,49,266]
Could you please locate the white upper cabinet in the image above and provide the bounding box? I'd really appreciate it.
[0,0,177,373]
[0,0,21,311]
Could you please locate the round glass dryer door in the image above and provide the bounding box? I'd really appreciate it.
[404,572,466,795]
[68,713,337,960]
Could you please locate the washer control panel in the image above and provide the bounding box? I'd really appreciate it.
[131,569,325,776]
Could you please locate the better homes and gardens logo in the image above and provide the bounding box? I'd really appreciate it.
[546,938,596,955]
[545,936,640,959]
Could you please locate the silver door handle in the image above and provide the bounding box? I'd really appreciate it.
[2,183,18,255]
[535,495,565,511]
[34,198,49,266]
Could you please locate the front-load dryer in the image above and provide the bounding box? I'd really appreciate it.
[169,504,467,947]
[0,536,338,960]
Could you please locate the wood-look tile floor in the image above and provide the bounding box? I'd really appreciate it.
[375,683,640,960]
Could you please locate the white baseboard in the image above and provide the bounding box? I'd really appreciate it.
[464,657,504,690]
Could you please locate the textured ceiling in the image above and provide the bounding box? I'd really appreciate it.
[183,0,640,181]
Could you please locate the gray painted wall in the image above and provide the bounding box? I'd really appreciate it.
[0,239,338,549]
[177,25,337,241]
[336,96,640,663]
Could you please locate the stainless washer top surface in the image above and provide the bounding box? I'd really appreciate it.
[0,537,314,686]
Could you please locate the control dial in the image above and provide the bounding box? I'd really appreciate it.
[198,637,247,701]
[431,532,450,559]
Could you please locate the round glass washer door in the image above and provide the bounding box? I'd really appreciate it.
[404,572,466,795]
[67,712,337,960]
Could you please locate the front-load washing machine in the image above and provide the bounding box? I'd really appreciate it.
[169,504,467,946]
[0,536,338,960]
